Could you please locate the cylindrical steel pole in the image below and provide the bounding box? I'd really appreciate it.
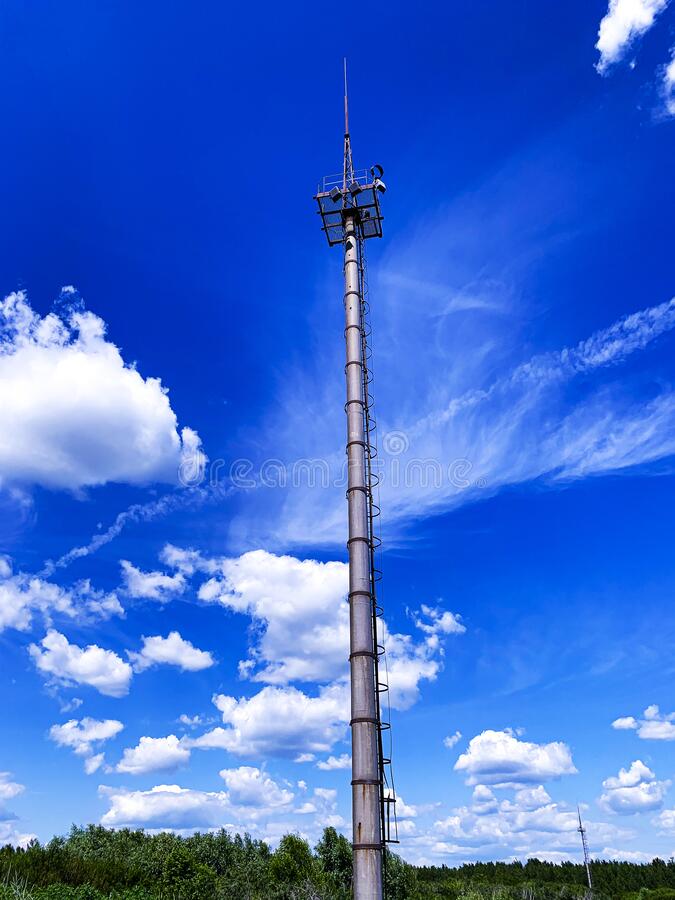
[343,211,383,900]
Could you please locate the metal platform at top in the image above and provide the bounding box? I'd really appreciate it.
[315,166,385,246]
[320,167,371,191]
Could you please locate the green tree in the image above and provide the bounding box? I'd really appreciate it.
[315,827,351,895]
[269,834,319,896]
[159,845,217,900]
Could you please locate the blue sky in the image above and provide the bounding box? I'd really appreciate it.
[1,0,675,866]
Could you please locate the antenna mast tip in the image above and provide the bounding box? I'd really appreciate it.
[343,58,349,136]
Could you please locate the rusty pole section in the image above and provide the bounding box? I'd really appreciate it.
[343,210,383,899]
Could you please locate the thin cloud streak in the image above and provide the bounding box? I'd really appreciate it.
[42,484,233,576]
[413,297,675,436]
[244,295,675,548]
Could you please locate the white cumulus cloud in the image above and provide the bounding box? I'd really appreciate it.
[174,547,462,710]
[444,731,463,749]
[390,794,418,819]
[612,716,639,730]
[0,820,35,848]
[471,785,499,815]
[29,629,133,697]
[127,631,215,673]
[601,847,657,862]
[0,561,122,634]
[178,714,205,728]
[611,705,675,740]
[0,772,25,802]
[599,760,671,814]
[120,561,186,602]
[196,550,351,685]
[316,754,351,771]
[100,784,232,829]
[100,768,297,831]
[595,0,670,73]
[49,717,124,770]
[454,729,578,787]
[0,774,34,848]
[429,785,628,860]
[85,754,105,775]
[115,735,190,775]
[160,544,217,576]
[653,807,675,832]
[415,605,466,636]
[219,766,294,809]
[187,684,350,758]
[0,289,202,491]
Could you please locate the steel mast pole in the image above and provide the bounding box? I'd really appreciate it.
[314,61,389,899]
[344,208,383,899]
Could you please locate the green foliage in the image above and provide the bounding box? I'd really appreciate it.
[0,875,151,900]
[623,891,675,900]
[384,848,418,900]
[414,857,675,899]
[270,834,316,884]
[268,833,324,898]
[2,827,674,900]
[158,844,217,899]
[315,827,351,894]
[0,838,143,893]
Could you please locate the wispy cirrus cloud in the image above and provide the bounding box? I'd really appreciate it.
[220,110,675,554]
[241,293,675,549]
[41,482,231,577]
[662,46,675,115]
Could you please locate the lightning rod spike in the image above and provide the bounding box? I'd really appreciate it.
[344,57,349,136]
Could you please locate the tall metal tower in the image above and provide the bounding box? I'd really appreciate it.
[314,62,397,900]
[577,806,593,895]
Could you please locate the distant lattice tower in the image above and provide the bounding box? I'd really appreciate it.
[578,806,593,896]
[314,61,397,900]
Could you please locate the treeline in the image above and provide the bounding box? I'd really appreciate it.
[1,825,674,899]
[418,858,675,898]
[0,825,413,900]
